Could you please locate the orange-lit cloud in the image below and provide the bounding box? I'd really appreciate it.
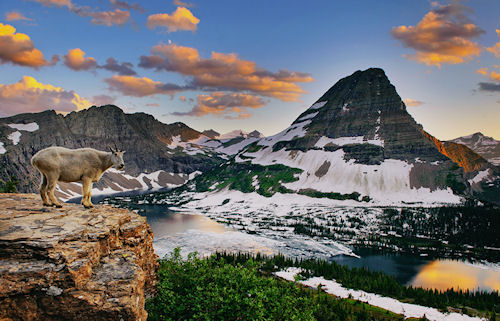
[139,43,313,101]
[391,2,484,67]
[0,76,91,116]
[476,67,500,82]
[487,29,500,58]
[0,23,58,67]
[5,11,32,22]
[63,48,98,71]
[104,75,185,97]
[172,92,265,118]
[147,7,199,32]
[404,98,424,107]
[173,0,194,8]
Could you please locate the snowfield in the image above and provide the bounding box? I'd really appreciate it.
[239,148,461,205]
[275,268,485,321]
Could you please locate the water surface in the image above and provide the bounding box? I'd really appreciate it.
[137,204,500,292]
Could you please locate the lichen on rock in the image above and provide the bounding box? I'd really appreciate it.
[0,193,158,321]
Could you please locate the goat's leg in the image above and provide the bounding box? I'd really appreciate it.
[81,178,93,209]
[46,174,62,208]
[39,174,51,206]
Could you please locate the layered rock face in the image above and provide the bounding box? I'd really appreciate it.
[0,105,220,194]
[0,193,158,321]
[294,68,452,162]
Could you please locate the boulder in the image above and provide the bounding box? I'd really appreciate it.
[0,193,158,321]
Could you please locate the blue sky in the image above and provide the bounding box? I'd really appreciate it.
[0,0,499,139]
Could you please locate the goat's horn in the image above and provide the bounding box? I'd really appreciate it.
[108,146,114,153]
[114,143,119,152]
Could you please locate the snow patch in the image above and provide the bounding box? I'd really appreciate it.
[468,169,491,185]
[259,120,311,147]
[7,131,21,145]
[314,136,384,148]
[308,101,327,110]
[0,142,5,154]
[296,111,318,122]
[8,122,39,132]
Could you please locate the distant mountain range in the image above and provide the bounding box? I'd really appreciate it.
[450,132,500,166]
[183,68,500,205]
[0,106,260,200]
[0,68,498,205]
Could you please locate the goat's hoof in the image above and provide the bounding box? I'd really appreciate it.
[54,204,63,208]
[83,204,94,209]
[42,203,52,207]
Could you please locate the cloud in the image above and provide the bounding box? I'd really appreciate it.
[100,57,137,75]
[147,7,199,32]
[476,67,500,82]
[173,0,194,8]
[30,0,72,8]
[391,2,484,67]
[30,0,131,26]
[0,23,58,67]
[104,75,185,97]
[91,94,116,106]
[172,92,265,118]
[139,43,313,101]
[110,0,144,13]
[63,48,98,71]
[0,76,91,116]
[71,7,130,26]
[487,29,500,58]
[478,82,500,92]
[5,11,32,21]
[145,103,160,107]
[62,49,136,75]
[404,98,424,107]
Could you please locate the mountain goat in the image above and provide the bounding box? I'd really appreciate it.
[31,146,125,208]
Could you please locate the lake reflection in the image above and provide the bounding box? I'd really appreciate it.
[331,248,500,292]
[411,260,500,292]
[139,204,229,238]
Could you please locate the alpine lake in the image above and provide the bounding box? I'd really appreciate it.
[94,198,500,293]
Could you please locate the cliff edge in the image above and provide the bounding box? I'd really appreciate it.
[0,193,158,321]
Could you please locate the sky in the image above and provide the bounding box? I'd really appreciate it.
[0,0,499,140]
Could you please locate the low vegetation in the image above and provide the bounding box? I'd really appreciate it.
[192,160,302,197]
[147,249,406,321]
[147,250,499,320]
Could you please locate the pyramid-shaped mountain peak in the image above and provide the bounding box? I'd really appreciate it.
[286,68,447,162]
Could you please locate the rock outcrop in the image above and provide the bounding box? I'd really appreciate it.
[0,193,158,321]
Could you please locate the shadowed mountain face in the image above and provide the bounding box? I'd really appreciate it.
[0,105,220,194]
[292,68,451,162]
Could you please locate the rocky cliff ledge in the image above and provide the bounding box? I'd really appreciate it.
[0,194,158,321]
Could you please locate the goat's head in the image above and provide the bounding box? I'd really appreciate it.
[109,146,126,170]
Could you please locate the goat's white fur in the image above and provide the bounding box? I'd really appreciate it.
[31,146,125,208]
